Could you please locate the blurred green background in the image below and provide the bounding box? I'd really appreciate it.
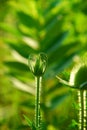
[0,0,87,130]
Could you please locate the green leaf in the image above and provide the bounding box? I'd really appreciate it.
[23,115,33,128]
[5,41,36,58]
[20,100,34,108]
[4,61,29,72]
[17,11,39,29]
[45,53,76,78]
[43,31,68,53]
[49,93,69,110]
[44,0,63,25]
[53,53,76,72]
[48,42,79,64]
[41,15,63,47]
[44,0,62,16]
[10,77,35,94]
[69,119,78,128]
[46,82,62,95]
[0,23,21,37]
[6,70,32,84]
[23,115,36,130]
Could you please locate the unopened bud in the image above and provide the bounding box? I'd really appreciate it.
[28,53,47,77]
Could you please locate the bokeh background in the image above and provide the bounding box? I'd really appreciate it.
[0,0,87,130]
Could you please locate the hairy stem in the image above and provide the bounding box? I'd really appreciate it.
[35,77,42,129]
[78,90,87,130]
[80,90,84,129]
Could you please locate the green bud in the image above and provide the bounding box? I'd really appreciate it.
[70,65,87,90]
[74,65,87,89]
[28,53,47,77]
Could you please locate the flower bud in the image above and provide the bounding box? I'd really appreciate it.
[70,65,87,90]
[28,53,47,77]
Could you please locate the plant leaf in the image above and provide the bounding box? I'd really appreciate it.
[0,23,22,37]
[4,40,36,58]
[11,77,35,94]
[43,31,68,53]
[17,11,39,29]
[44,0,62,16]
[48,93,69,110]
[23,115,33,128]
[41,15,63,47]
[4,61,29,72]
[23,115,36,130]
[45,53,76,78]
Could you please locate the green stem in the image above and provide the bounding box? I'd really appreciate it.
[80,90,84,129]
[86,91,87,129]
[35,76,42,130]
[78,90,87,130]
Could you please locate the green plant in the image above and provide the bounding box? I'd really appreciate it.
[28,53,47,130]
[57,63,87,130]
[1,0,87,129]
[70,65,87,130]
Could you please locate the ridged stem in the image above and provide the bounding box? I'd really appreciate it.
[78,90,87,130]
[35,76,42,130]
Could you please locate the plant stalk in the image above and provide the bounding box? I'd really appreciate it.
[78,90,87,130]
[35,76,42,130]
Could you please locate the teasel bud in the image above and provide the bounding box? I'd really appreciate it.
[69,64,87,130]
[69,64,87,90]
[56,59,87,129]
[28,53,47,77]
[28,53,47,129]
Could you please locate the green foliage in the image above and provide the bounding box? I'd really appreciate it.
[0,0,87,129]
[23,115,36,130]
